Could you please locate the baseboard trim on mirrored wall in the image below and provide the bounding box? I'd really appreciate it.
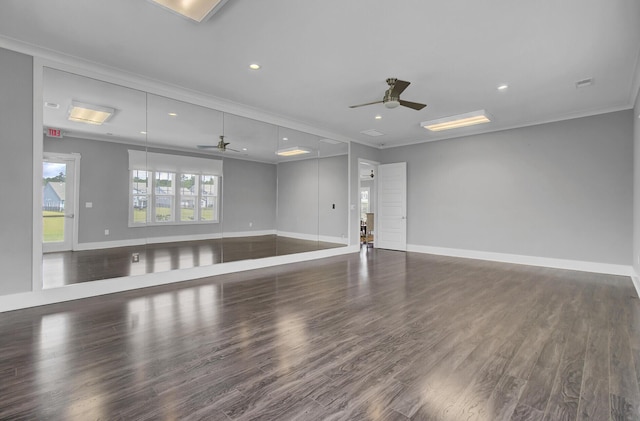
[73,230,278,251]
[0,245,360,313]
[276,231,349,245]
[631,270,640,298]
[407,244,634,277]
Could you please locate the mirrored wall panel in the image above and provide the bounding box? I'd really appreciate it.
[41,68,349,289]
[42,67,149,287]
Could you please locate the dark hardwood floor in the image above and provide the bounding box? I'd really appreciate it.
[4,248,640,420]
[43,235,345,288]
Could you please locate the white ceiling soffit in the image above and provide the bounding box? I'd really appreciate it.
[1,0,640,149]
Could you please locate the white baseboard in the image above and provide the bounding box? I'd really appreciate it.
[0,245,359,313]
[407,244,634,277]
[73,230,277,251]
[222,230,276,238]
[277,231,348,245]
[74,238,146,251]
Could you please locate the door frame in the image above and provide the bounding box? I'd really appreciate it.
[42,152,80,253]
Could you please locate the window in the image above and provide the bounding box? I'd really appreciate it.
[180,174,198,222]
[154,171,175,222]
[200,175,218,222]
[132,170,149,224]
[130,170,219,226]
[360,187,370,222]
[128,150,222,226]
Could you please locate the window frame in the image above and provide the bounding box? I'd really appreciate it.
[129,169,220,227]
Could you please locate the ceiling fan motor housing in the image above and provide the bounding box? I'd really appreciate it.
[384,78,400,108]
[383,90,400,108]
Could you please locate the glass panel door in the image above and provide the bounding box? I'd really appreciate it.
[42,155,76,252]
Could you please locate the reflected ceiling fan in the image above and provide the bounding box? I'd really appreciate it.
[197,135,241,152]
[349,78,427,110]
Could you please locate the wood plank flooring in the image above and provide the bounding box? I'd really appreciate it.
[43,235,344,288]
[3,248,640,420]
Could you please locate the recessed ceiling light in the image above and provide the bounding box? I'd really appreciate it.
[497,84,509,91]
[44,101,60,109]
[282,137,288,141]
[242,147,248,151]
[140,131,147,135]
[149,0,230,23]
[249,63,261,70]
[276,147,312,157]
[68,101,115,125]
[375,115,382,120]
[168,112,177,117]
[421,110,492,132]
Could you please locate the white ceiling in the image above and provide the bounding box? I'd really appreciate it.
[2,0,640,148]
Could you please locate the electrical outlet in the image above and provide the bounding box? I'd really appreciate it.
[85,202,93,208]
[332,204,335,209]
[104,229,109,236]
[132,253,140,263]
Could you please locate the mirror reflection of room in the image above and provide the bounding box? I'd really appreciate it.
[41,68,348,289]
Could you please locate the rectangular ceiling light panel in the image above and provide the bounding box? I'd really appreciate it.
[150,0,230,22]
[276,147,312,157]
[68,101,115,126]
[421,110,492,132]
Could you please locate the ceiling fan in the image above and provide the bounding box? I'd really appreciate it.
[349,78,427,110]
[197,135,241,152]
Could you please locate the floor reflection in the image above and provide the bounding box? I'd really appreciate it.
[43,235,344,288]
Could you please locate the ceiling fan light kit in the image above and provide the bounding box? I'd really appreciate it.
[421,110,492,132]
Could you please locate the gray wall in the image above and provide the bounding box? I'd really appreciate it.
[276,158,319,236]
[0,48,33,295]
[318,155,348,240]
[222,157,277,233]
[382,110,633,265]
[277,155,349,239]
[349,143,381,245]
[44,136,277,244]
[634,86,640,275]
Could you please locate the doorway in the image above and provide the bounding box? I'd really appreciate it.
[42,153,78,253]
[359,159,378,247]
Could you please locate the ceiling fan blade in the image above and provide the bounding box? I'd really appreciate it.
[399,99,427,110]
[349,100,383,109]
[197,145,219,149]
[390,80,410,97]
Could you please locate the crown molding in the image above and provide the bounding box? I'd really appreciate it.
[1,35,359,146]
[379,103,633,150]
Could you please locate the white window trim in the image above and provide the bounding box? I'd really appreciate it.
[128,170,220,227]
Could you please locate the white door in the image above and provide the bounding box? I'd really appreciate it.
[377,162,407,251]
[42,154,77,253]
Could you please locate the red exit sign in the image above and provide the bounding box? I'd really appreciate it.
[47,128,63,138]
